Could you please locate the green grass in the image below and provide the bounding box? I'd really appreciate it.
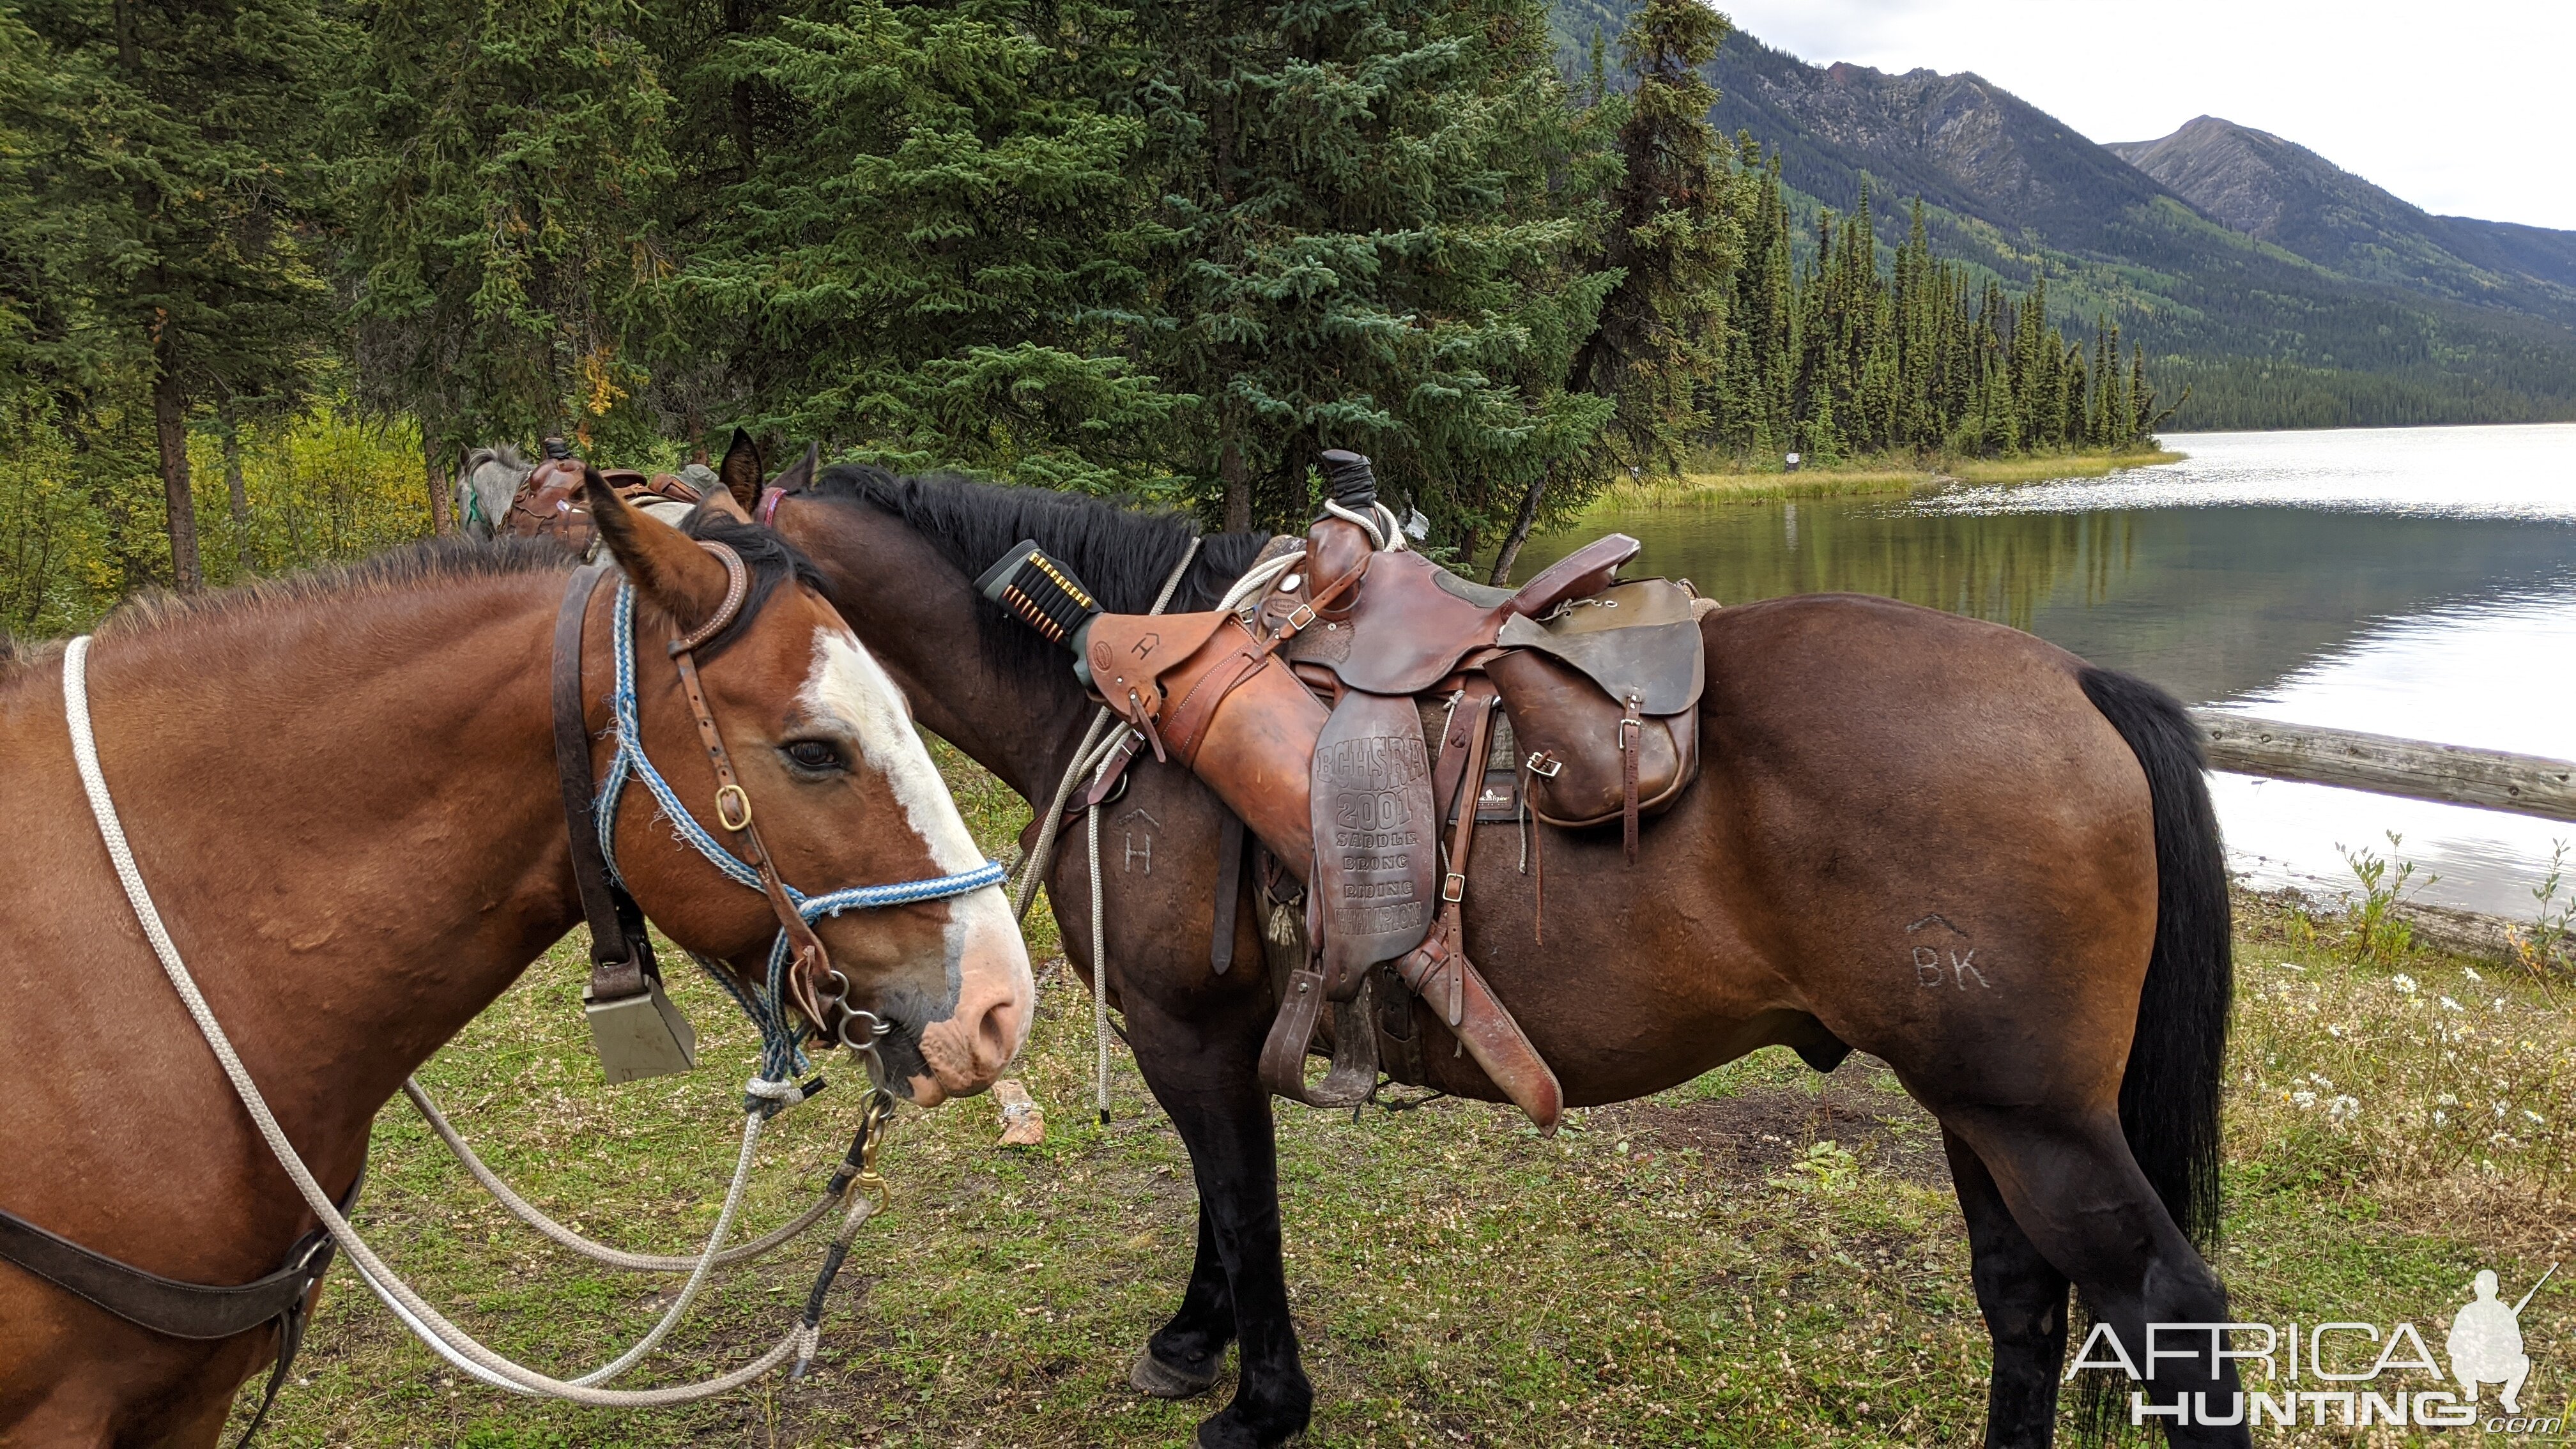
[1595,448,2187,508]
[233,756,2573,1447]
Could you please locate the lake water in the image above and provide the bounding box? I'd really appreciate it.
[1515,423,2576,917]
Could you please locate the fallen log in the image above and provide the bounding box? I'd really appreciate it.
[2190,710,2576,824]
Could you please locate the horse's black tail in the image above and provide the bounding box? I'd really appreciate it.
[2078,667,2232,1251]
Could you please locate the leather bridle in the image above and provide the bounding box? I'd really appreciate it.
[553,542,868,1052]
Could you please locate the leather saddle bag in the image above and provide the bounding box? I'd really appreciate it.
[1487,579,1705,831]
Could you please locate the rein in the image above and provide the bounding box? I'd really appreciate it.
[33,545,1001,1418]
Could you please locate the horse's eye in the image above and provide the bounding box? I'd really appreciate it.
[782,739,846,774]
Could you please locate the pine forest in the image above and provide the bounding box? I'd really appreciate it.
[0,0,2175,631]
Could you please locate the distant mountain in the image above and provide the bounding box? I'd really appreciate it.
[2443,217,2576,293]
[1700,34,2170,251]
[1547,4,2576,431]
[2109,116,2576,327]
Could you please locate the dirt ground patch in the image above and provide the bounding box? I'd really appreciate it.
[1597,1067,1952,1190]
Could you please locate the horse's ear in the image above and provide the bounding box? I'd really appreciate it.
[586,466,734,627]
[718,429,764,512]
[771,442,819,496]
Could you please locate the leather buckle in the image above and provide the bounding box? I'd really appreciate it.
[1524,750,1562,778]
[1616,717,1642,748]
[1284,602,1317,632]
[1442,871,1466,903]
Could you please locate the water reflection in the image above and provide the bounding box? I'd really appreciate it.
[1927,422,2576,522]
[2212,581,2576,915]
[1514,424,2576,916]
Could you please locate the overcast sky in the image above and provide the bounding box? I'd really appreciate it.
[1713,0,2576,231]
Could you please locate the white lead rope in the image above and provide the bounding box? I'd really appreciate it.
[1000,539,1202,1126]
[61,635,847,1406]
[400,1078,842,1272]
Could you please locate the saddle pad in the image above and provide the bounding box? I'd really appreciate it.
[1310,689,1438,988]
[1494,579,1705,716]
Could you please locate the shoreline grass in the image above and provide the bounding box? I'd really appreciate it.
[1593,447,2186,509]
[233,751,2572,1447]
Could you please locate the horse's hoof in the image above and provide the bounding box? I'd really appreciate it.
[1131,1349,1221,1399]
[1192,1395,1310,1448]
[1195,1418,1300,1449]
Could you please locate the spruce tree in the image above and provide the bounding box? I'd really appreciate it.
[341,0,673,516]
[1131,0,1614,548]
[659,0,1174,491]
[1489,0,1738,583]
[19,0,342,586]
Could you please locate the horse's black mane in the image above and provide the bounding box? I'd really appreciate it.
[802,464,1274,679]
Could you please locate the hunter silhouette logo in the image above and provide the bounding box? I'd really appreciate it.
[2450,1265,2550,1415]
[2064,1261,2558,1430]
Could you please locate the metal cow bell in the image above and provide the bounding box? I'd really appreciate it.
[583,970,700,1083]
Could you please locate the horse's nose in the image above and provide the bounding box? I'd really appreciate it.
[910,894,1032,1102]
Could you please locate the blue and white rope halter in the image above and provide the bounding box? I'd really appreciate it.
[593,579,1007,1085]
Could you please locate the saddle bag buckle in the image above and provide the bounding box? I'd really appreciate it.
[1442,871,1466,903]
[1615,693,1644,748]
[1524,749,1563,779]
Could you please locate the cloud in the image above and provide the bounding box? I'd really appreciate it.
[1712,0,2576,229]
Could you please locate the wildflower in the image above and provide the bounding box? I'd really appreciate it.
[2327,1024,2344,1038]
[2393,974,2419,995]
[2310,1074,2335,1089]
[2292,1091,2318,1108]
[2327,1095,2361,1123]
[2527,1110,2547,1126]
[2496,999,2509,1013]
[2497,1103,2510,1119]
[2464,967,2483,982]
[2441,996,2465,1012]
[2435,1110,2450,1126]
[2439,1092,2459,1107]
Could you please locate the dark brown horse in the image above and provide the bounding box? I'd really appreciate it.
[760,464,2240,1449]
[0,482,1031,1443]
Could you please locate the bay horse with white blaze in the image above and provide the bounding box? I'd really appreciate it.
[753,458,2242,1448]
[0,479,1031,1443]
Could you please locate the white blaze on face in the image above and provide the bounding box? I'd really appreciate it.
[802,625,988,876]
[799,627,1032,1096]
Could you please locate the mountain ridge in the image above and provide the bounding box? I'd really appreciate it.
[1547,3,2576,429]
[2108,115,2576,326]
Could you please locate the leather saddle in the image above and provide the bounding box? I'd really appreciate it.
[501,450,706,553]
[1080,523,1710,1133]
